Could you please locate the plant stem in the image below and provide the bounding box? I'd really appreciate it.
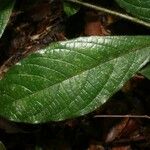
[94,115,150,119]
[65,0,150,28]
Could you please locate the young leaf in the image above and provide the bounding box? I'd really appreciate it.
[0,36,150,123]
[140,64,150,79]
[0,0,15,38]
[115,0,150,22]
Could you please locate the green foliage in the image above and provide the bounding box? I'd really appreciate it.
[115,0,150,22]
[140,64,150,79]
[0,36,150,123]
[63,1,79,16]
[0,0,150,124]
[0,0,15,37]
[0,141,6,150]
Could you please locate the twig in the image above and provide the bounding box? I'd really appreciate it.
[106,136,146,146]
[65,0,150,28]
[94,115,150,119]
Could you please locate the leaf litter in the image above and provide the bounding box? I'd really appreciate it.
[0,0,150,150]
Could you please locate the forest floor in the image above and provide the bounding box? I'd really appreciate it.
[0,0,150,149]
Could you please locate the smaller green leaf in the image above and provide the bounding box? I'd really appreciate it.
[0,0,15,38]
[63,2,79,16]
[0,141,6,150]
[140,64,150,79]
[115,0,150,22]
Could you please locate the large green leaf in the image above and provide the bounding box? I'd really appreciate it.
[140,64,150,79]
[115,0,150,22]
[0,0,15,38]
[0,36,150,123]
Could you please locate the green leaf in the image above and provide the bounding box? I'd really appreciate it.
[63,2,79,16]
[0,36,150,123]
[0,0,15,38]
[115,0,150,22]
[0,141,6,150]
[140,64,150,79]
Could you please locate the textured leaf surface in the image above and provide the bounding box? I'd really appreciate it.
[115,0,150,22]
[140,64,150,79]
[0,36,150,123]
[0,0,15,38]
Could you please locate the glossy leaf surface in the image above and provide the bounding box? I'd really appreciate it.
[0,36,150,123]
[0,0,15,37]
[115,0,150,22]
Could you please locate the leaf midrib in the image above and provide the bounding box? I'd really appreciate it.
[11,45,150,103]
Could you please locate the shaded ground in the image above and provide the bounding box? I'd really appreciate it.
[0,0,150,149]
